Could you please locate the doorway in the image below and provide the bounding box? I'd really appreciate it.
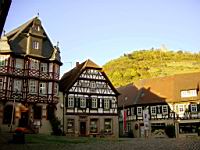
[19,111,29,127]
[80,122,86,136]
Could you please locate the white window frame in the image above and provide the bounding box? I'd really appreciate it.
[162,105,168,114]
[151,106,156,115]
[29,80,37,93]
[39,82,46,95]
[127,108,130,116]
[40,63,47,72]
[191,104,197,112]
[80,97,86,108]
[32,41,39,49]
[104,99,110,109]
[181,90,197,98]
[14,79,22,92]
[68,97,74,108]
[92,98,97,108]
[137,107,142,116]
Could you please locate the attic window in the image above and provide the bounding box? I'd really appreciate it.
[33,41,39,49]
[181,90,197,98]
[34,25,40,31]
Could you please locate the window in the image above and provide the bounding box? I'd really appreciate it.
[90,119,98,133]
[137,107,142,116]
[32,41,39,49]
[54,64,59,74]
[127,122,131,132]
[181,90,197,98]
[67,119,74,133]
[104,99,110,109]
[179,104,184,112]
[13,79,22,92]
[191,104,197,112]
[131,107,134,116]
[68,97,74,108]
[92,98,97,108]
[33,106,42,119]
[54,83,58,95]
[34,25,40,31]
[30,59,39,70]
[127,108,130,116]
[40,63,47,72]
[80,97,86,108]
[39,82,46,94]
[0,78,3,89]
[104,119,112,134]
[162,105,168,114]
[0,55,6,66]
[90,81,96,93]
[151,106,156,115]
[29,80,37,93]
[15,59,23,69]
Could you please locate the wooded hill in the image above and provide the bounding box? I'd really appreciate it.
[103,49,200,87]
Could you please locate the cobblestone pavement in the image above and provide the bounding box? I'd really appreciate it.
[1,133,200,150]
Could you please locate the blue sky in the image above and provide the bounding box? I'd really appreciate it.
[4,0,200,75]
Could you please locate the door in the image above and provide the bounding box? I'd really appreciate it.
[80,122,86,136]
[19,112,29,127]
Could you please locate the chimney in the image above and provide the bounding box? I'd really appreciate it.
[76,62,79,67]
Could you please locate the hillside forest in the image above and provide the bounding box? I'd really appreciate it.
[103,49,200,87]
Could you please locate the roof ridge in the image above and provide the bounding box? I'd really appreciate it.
[5,17,37,40]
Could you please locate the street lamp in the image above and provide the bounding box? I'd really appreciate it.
[10,89,18,132]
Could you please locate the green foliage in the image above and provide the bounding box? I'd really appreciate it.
[103,49,200,87]
[165,124,175,138]
[50,117,62,136]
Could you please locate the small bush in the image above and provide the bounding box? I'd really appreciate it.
[50,117,62,136]
[165,124,175,138]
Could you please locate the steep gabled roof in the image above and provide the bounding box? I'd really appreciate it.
[1,17,62,64]
[117,72,200,107]
[5,17,36,41]
[59,59,119,96]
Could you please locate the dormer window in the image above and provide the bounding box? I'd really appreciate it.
[181,89,197,98]
[32,41,39,49]
[34,25,40,31]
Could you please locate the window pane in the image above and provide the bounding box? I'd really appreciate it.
[90,119,98,133]
[104,119,112,134]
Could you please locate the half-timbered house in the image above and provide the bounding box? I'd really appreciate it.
[0,17,62,133]
[118,72,200,138]
[59,60,119,137]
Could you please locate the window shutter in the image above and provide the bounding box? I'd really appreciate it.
[65,97,68,107]
[102,99,104,108]
[87,98,90,108]
[109,100,112,109]
[97,98,101,108]
[77,98,80,108]
[160,106,162,114]
[134,107,137,114]
[197,104,200,112]
[188,104,191,112]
